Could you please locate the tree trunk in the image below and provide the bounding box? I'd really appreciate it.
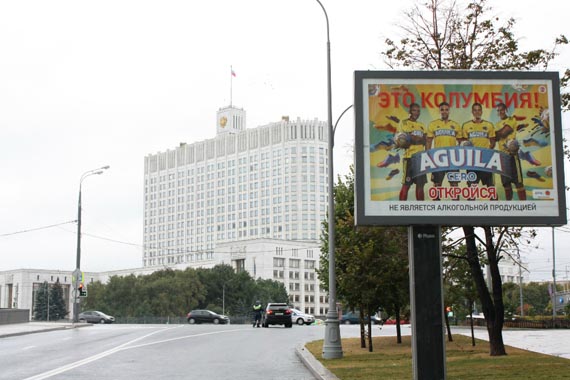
[483,227,507,356]
[359,306,366,348]
[444,306,453,342]
[469,302,476,347]
[395,303,402,344]
[462,226,507,356]
[368,316,373,352]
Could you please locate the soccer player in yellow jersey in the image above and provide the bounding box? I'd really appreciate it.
[495,102,526,200]
[462,102,496,189]
[398,103,426,201]
[427,102,463,190]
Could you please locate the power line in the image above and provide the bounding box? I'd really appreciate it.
[81,232,142,247]
[0,221,77,237]
[56,225,320,255]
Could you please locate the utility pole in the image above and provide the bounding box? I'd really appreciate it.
[73,165,109,323]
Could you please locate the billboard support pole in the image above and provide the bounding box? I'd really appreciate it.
[409,225,446,380]
[552,227,557,323]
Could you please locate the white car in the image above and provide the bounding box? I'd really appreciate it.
[290,308,315,325]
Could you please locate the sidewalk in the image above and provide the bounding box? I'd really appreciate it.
[0,321,91,338]
[452,326,570,359]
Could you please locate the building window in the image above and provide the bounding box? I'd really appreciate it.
[289,271,299,280]
[273,258,285,267]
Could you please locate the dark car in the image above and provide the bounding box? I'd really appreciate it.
[340,311,382,325]
[186,309,229,324]
[78,310,115,324]
[262,303,292,328]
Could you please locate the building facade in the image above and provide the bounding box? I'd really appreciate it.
[142,106,331,313]
[0,268,155,320]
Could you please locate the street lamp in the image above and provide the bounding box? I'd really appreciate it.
[314,0,342,359]
[73,165,110,323]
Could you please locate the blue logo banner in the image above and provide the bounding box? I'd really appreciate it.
[410,147,514,178]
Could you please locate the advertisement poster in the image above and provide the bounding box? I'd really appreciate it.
[354,71,566,226]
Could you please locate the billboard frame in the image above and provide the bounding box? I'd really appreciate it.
[354,70,566,227]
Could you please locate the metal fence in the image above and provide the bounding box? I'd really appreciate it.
[461,318,570,329]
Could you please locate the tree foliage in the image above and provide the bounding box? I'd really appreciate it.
[443,242,480,345]
[82,265,287,319]
[33,280,67,321]
[503,281,552,317]
[318,168,409,349]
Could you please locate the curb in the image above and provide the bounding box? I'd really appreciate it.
[295,344,340,380]
[0,323,92,339]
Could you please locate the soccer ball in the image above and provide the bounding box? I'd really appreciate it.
[506,139,520,154]
[460,140,473,147]
[394,132,411,149]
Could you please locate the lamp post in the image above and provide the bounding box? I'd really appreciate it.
[73,165,110,323]
[314,0,342,359]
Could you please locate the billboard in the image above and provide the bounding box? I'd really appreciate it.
[354,71,566,226]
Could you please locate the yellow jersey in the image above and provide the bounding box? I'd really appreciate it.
[427,119,462,148]
[495,116,517,153]
[462,120,495,149]
[399,118,426,159]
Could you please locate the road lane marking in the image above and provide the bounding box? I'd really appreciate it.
[124,328,246,350]
[22,326,179,380]
[22,326,248,380]
[22,346,36,351]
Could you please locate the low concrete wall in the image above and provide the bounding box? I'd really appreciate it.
[0,309,30,324]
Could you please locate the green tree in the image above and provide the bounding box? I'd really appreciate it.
[376,231,409,344]
[33,282,49,321]
[33,281,67,321]
[48,280,67,320]
[382,0,567,356]
[522,282,551,316]
[319,168,409,349]
[79,266,287,321]
[443,243,479,345]
[81,281,109,312]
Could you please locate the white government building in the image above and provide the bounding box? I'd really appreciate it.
[0,105,332,319]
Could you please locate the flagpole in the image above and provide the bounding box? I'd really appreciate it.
[230,65,233,107]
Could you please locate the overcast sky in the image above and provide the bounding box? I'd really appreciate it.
[1,0,569,282]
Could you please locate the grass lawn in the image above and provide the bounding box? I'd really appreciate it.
[305,334,570,379]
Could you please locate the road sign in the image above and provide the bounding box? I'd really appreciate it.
[72,268,84,285]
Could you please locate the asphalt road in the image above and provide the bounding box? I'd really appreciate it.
[3,323,566,380]
[0,323,332,380]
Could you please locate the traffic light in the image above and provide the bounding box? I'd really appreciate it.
[78,282,87,297]
[446,306,453,318]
